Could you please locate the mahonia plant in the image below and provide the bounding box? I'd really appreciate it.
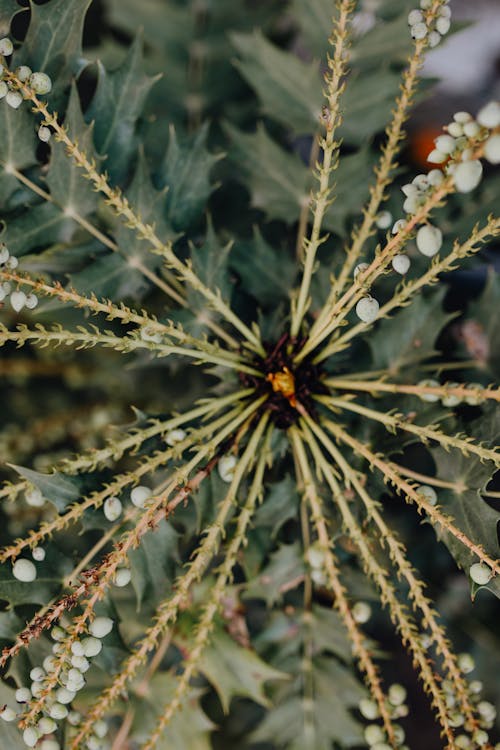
[0,0,499,749]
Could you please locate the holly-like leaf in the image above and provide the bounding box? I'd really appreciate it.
[16,0,91,105]
[0,0,24,36]
[369,288,455,370]
[231,31,321,135]
[159,123,221,232]
[230,227,296,307]
[244,542,305,605]
[465,269,500,377]
[198,628,288,713]
[225,122,308,225]
[430,408,500,599]
[253,475,300,537]
[45,83,99,217]
[9,464,81,512]
[131,675,213,750]
[188,218,232,313]
[251,655,364,750]
[87,34,159,184]
[129,519,178,610]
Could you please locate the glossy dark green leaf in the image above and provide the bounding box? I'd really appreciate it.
[9,463,81,512]
[87,35,159,184]
[369,288,455,370]
[159,123,221,232]
[129,519,178,610]
[17,0,91,104]
[45,83,99,217]
[198,628,288,712]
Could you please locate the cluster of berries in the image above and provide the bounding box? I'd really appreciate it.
[0,619,113,749]
[0,37,52,141]
[359,683,409,749]
[408,0,451,47]
[355,100,500,326]
[0,244,38,311]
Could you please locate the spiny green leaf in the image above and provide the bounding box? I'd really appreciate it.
[431,408,500,599]
[45,83,98,217]
[159,123,220,232]
[251,656,364,749]
[245,542,305,606]
[0,202,72,256]
[188,218,232,309]
[87,34,159,184]
[198,628,288,713]
[231,30,321,135]
[9,463,81,512]
[230,228,296,307]
[225,122,308,224]
[16,0,91,105]
[129,519,178,610]
[368,288,456,370]
[131,676,213,750]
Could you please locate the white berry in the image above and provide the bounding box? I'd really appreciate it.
[10,290,27,312]
[453,160,483,193]
[477,101,500,129]
[411,22,427,40]
[38,125,51,142]
[32,546,45,561]
[417,376,440,400]
[49,703,68,720]
[218,454,237,482]
[5,90,23,109]
[130,485,152,508]
[89,616,114,639]
[38,716,57,734]
[165,428,187,446]
[23,727,40,747]
[352,601,371,623]
[0,706,16,721]
[391,254,410,275]
[435,16,450,35]
[16,65,32,82]
[0,81,7,99]
[388,683,407,706]
[25,486,44,507]
[364,724,385,745]
[30,666,45,682]
[427,148,447,164]
[465,383,484,406]
[416,224,442,257]
[416,485,438,506]
[15,687,31,703]
[114,568,131,587]
[469,563,492,586]
[0,37,14,56]
[375,210,392,229]
[354,262,369,278]
[359,698,379,720]
[55,687,76,704]
[435,134,456,154]
[484,134,500,165]
[40,741,61,750]
[29,72,52,95]
[81,636,102,657]
[103,495,122,521]
[355,296,379,324]
[13,558,37,582]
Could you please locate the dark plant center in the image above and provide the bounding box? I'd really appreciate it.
[240,333,326,428]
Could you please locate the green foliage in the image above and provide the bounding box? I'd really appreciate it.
[0,1,499,750]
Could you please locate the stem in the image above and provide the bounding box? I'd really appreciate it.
[140,420,272,750]
[290,0,356,338]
